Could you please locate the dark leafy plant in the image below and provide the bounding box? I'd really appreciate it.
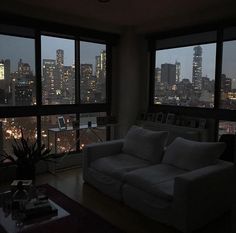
[1,129,52,166]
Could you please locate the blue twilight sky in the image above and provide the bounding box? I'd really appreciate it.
[156,42,236,81]
[0,34,236,80]
[0,34,106,74]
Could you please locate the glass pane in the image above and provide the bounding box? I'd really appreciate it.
[79,112,107,149]
[218,121,236,138]
[80,41,106,103]
[220,40,236,109]
[0,34,36,106]
[154,43,216,108]
[41,114,76,154]
[0,117,37,155]
[41,36,75,105]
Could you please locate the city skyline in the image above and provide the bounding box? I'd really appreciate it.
[156,42,236,80]
[0,34,106,74]
[156,43,216,81]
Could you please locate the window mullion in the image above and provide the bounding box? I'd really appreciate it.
[214,28,224,111]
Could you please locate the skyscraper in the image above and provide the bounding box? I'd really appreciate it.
[42,59,56,104]
[80,64,93,102]
[192,45,202,91]
[161,63,176,85]
[155,67,161,83]
[56,49,64,66]
[175,61,181,83]
[221,74,232,93]
[95,50,106,102]
[14,59,34,105]
[0,61,4,80]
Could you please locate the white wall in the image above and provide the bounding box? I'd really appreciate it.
[112,28,149,138]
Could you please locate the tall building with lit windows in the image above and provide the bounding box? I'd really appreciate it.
[80,64,93,102]
[192,45,202,91]
[0,61,4,80]
[56,49,64,66]
[14,59,34,105]
[95,50,106,102]
[175,61,181,83]
[42,59,56,104]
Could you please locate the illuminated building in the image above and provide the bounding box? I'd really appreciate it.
[192,45,202,91]
[42,59,56,104]
[56,49,64,66]
[175,61,181,83]
[0,61,4,80]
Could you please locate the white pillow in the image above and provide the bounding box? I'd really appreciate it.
[122,126,168,163]
[162,137,226,170]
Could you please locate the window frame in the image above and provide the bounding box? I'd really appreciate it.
[149,25,236,139]
[0,14,118,154]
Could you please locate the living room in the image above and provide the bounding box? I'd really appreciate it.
[0,0,236,233]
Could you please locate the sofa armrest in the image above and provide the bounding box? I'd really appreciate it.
[172,160,235,232]
[83,139,124,165]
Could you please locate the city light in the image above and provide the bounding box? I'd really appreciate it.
[0,35,108,155]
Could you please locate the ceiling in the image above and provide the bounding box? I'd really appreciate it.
[2,0,236,33]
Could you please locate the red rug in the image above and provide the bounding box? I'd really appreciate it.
[0,184,124,233]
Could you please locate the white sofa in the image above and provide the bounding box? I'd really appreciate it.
[83,126,234,232]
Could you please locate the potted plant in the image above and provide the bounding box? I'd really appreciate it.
[1,129,52,181]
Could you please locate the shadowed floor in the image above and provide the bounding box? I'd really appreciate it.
[36,167,234,233]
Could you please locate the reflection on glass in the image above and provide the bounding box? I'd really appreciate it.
[0,35,36,106]
[41,36,75,105]
[80,41,106,103]
[79,112,106,149]
[220,40,236,109]
[154,43,216,108]
[41,114,76,154]
[0,117,37,154]
[218,121,236,138]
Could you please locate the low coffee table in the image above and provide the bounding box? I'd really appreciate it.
[0,199,69,233]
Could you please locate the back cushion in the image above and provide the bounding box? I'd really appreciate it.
[122,126,168,163]
[162,137,226,170]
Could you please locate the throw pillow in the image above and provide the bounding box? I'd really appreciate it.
[162,137,226,170]
[122,125,168,163]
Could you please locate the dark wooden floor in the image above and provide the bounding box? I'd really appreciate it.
[35,168,235,233]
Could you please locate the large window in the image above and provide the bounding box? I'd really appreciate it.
[0,34,36,106]
[155,43,216,108]
[0,22,112,156]
[152,29,236,138]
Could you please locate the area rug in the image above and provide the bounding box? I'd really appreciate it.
[0,184,124,233]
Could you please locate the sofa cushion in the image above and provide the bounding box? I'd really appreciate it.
[90,153,150,180]
[122,126,168,163]
[162,137,226,171]
[125,164,186,200]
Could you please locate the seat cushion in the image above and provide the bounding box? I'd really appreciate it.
[162,137,226,170]
[122,125,168,163]
[125,164,186,200]
[90,153,150,180]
